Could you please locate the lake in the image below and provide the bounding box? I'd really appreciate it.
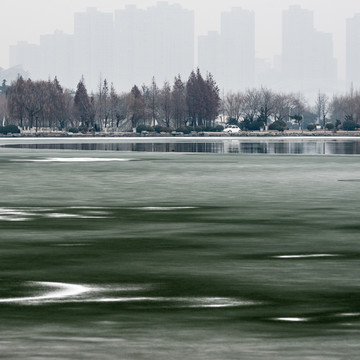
[0,137,359,359]
[2,136,360,154]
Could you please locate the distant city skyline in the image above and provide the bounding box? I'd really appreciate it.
[3,1,360,97]
[2,0,360,79]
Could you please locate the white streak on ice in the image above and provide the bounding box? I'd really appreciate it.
[0,207,108,221]
[0,216,29,222]
[84,296,257,308]
[274,317,309,322]
[22,158,133,163]
[45,213,106,219]
[68,206,107,209]
[187,297,256,308]
[0,208,39,222]
[136,207,197,211]
[0,208,37,216]
[0,282,90,303]
[273,254,339,259]
[0,282,256,308]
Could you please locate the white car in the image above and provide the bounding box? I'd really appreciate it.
[223,125,241,134]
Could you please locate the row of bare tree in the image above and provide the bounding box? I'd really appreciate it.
[1,70,360,132]
[222,88,306,127]
[3,69,220,131]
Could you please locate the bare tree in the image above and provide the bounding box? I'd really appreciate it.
[272,93,291,123]
[109,83,119,129]
[6,76,26,128]
[315,91,329,128]
[159,81,172,128]
[289,93,306,130]
[149,77,160,126]
[259,87,275,127]
[63,89,75,128]
[224,92,244,122]
[117,92,132,130]
[0,94,7,126]
[242,89,261,122]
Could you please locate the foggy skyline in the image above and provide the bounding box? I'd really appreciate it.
[2,0,360,81]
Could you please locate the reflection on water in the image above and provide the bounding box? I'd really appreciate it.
[3,139,360,154]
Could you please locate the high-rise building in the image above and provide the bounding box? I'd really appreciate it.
[73,7,114,91]
[10,41,41,79]
[114,5,148,90]
[114,2,194,91]
[198,7,255,92]
[40,31,74,88]
[221,7,255,91]
[281,5,337,95]
[198,31,222,82]
[346,14,360,89]
[9,3,194,92]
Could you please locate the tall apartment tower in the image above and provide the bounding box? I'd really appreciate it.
[73,7,114,91]
[346,14,360,89]
[39,31,74,88]
[221,7,255,91]
[10,41,41,79]
[198,31,222,82]
[282,5,337,94]
[114,5,148,90]
[114,2,194,92]
[198,7,255,92]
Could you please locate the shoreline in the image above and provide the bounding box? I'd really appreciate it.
[1,130,360,138]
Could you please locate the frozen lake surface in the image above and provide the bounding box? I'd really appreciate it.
[0,137,360,359]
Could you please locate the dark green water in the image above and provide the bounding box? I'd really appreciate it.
[0,139,360,359]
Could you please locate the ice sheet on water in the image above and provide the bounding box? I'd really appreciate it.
[0,281,258,308]
[273,317,309,322]
[134,207,198,211]
[45,213,106,219]
[0,207,39,221]
[13,157,134,163]
[273,254,340,259]
[0,207,109,221]
[0,282,91,304]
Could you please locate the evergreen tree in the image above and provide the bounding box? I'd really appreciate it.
[129,85,144,129]
[74,77,92,128]
[171,75,187,128]
[186,68,219,127]
[204,72,220,126]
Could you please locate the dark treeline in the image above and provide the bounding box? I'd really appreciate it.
[2,69,220,133]
[1,69,360,133]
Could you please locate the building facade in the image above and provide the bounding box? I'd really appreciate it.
[346,14,360,90]
[281,5,337,95]
[198,7,255,92]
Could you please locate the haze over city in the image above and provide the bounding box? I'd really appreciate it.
[2,0,360,98]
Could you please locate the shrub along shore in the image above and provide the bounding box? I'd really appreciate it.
[1,128,360,138]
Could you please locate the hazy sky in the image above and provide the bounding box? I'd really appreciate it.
[2,0,360,79]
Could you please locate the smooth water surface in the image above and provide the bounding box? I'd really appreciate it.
[2,136,360,154]
[0,138,360,359]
